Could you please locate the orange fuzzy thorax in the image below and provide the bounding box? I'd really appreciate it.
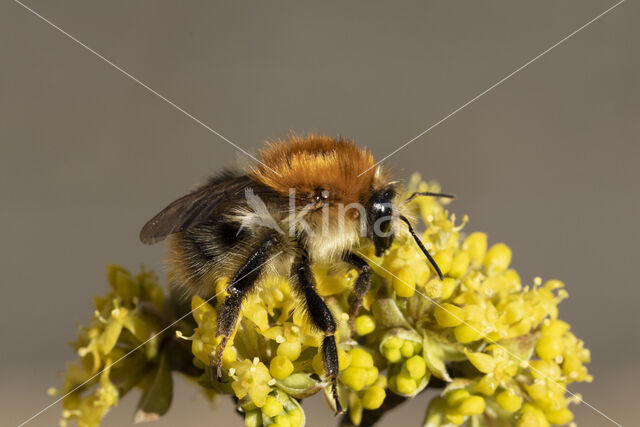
[248,135,380,205]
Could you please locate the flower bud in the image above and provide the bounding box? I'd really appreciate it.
[393,267,416,297]
[445,412,465,426]
[475,374,498,396]
[484,243,512,274]
[354,315,376,336]
[277,341,302,361]
[373,375,388,389]
[517,404,549,427]
[544,408,573,425]
[221,346,237,369]
[384,348,402,363]
[405,355,427,380]
[311,352,324,376]
[338,348,352,371]
[424,278,443,299]
[434,303,464,327]
[463,232,488,265]
[466,351,496,374]
[446,389,470,407]
[270,356,294,380]
[288,408,303,427]
[440,277,458,299]
[535,336,564,360]
[394,372,417,395]
[262,395,284,418]
[496,390,522,412]
[362,386,386,410]
[433,250,453,276]
[541,319,570,337]
[503,300,525,324]
[349,347,374,368]
[384,336,403,349]
[458,395,485,416]
[244,409,262,427]
[454,323,484,343]
[449,251,470,278]
[244,303,269,331]
[274,413,291,427]
[341,367,368,391]
[365,366,379,386]
[400,340,415,358]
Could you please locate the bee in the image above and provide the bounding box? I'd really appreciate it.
[140,135,453,413]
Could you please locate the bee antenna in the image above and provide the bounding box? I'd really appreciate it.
[406,191,455,203]
[399,215,444,280]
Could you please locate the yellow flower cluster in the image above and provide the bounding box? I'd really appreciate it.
[397,175,591,427]
[336,347,387,425]
[185,273,391,426]
[380,332,430,399]
[242,389,305,427]
[52,266,165,426]
[55,174,592,427]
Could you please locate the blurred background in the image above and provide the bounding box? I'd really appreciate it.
[1,1,638,425]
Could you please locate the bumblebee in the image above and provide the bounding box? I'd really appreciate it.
[140,135,452,412]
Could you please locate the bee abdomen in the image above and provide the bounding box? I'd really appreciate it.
[169,217,251,295]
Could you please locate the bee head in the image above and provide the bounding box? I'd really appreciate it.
[365,186,397,256]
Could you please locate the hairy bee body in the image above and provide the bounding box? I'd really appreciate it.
[157,136,395,296]
[140,134,451,413]
[165,172,284,296]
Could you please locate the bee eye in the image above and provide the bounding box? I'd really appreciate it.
[314,189,330,203]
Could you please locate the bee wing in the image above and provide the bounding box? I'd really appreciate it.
[139,174,250,244]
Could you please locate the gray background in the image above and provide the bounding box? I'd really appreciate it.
[1,1,638,426]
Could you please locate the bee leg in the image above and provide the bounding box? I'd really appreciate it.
[292,250,344,414]
[213,236,277,381]
[342,251,371,331]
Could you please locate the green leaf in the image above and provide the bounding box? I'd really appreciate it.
[198,370,235,395]
[422,333,451,381]
[349,392,363,426]
[380,328,423,349]
[372,298,412,329]
[423,330,468,362]
[276,373,322,399]
[110,352,152,396]
[323,382,349,415]
[111,268,139,304]
[482,399,519,427]
[122,315,150,343]
[106,264,129,290]
[469,414,483,427]
[497,333,536,363]
[277,389,307,427]
[99,321,124,354]
[378,327,423,365]
[140,275,165,311]
[423,396,457,427]
[134,353,173,423]
[405,370,432,398]
[442,378,473,395]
